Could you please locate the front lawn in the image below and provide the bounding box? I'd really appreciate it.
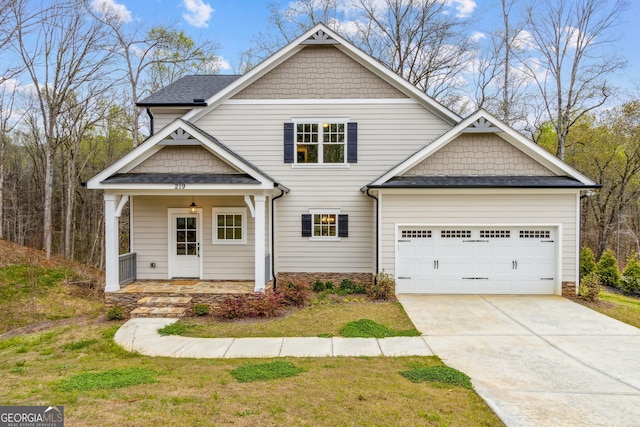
[0,324,504,426]
[178,302,419,338]
[575,289,640,328]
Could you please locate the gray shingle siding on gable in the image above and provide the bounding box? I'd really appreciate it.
[137,75,241,106]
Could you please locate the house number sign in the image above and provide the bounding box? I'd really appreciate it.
[174,183,186,189]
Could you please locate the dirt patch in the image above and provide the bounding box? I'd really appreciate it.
[0,315,112,340]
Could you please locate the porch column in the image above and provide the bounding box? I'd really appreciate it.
[254,194,266,291]
[104,193,120,292]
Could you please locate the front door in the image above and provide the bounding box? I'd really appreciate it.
[170,212,201,278]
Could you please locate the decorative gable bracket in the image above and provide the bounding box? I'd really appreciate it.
[159,128,200,146]
[300,29,339,45]
[462,117,501,133]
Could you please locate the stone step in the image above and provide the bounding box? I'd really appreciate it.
[130,306,189,318]
[136,296,193,307]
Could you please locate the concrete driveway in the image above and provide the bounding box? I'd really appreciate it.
[397,295,640,427]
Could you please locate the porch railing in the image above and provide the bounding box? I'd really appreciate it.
[119,252,137,285]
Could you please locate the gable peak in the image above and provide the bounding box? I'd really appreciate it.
[301,28,339,45]
[462,116,501,133]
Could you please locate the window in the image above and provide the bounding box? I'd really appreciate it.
[519,230,551,239]
[401,229,432,238]
[480,230,511,238]
[296,122,345,164]
[441,230,472,238]
[302,210,348,239]
[212,208,247,244]
[284,121,357,164]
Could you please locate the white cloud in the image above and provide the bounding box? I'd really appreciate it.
[182,0,214,28]
[90,0,132,23]
[214,57,231,71]
[447,0,476,18]
[470,31,485,43]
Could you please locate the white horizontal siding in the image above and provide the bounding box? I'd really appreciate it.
[133,195,256,280]
[194,102,450,273]
[379,191,578,284]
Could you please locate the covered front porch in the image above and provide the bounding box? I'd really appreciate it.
[85,119,289,296]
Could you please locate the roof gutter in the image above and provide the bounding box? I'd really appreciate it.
[146,108,154,136]
[364,187,379,282]
[271,183,290,290]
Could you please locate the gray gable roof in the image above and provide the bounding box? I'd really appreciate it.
[137,75,241,106]
[370,176,600,189]
[102,173,259,185]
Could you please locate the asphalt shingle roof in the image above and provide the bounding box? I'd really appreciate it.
[137,75,242,106]
[370,175,598,188]
[102,173,259,185]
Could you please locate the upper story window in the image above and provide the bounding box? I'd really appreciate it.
[284,120,357,165]
[296,122,345,164]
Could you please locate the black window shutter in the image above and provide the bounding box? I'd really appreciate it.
[301,214,312,237]
[338,214,348,237]
[284,122,294,163]
[347,122,357,163]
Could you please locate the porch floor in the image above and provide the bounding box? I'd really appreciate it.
[115,280,255,294]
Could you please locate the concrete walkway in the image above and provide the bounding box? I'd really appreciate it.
[398,295,640,427]
[114,318,434,358]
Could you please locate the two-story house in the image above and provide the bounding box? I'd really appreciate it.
[87,24,597,297]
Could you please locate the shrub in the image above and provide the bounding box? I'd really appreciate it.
[595,249,620,288]
[312,280,326,292]
[580,247,596,279]
[277,281,311,307]
[579,272,601,302]
[367,270,396,300]
[621,253,640,295]
[215,291,284,319]
[193,303,210,316]
[339,279,366,294]
[106,306,125,321]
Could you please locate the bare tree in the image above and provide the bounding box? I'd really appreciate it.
[244,0,473,105]
[92,2,220,144]
[473,0,530,125]
[353,0,473,104]
[8,0,114,258]
[521,0,628,160]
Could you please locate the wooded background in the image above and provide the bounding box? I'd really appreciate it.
[0,0,637,269]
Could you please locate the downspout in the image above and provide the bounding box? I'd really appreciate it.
[365,188,379,283]
[146,107,154,136]
[271,184,287,290]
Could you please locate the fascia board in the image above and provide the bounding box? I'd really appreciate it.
[97,183,275,191]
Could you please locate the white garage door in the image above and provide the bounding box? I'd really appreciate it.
[396,226,556,294]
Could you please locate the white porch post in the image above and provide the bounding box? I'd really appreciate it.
[254,194,266,292]
[104,193,120,292]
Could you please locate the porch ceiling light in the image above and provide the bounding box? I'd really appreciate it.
[189,196,198,213]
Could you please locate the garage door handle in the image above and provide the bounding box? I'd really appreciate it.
[398,277,411,280]
[512,260,518,269]
[462,277,489,280]
[542,240,554,242]
[540,278,554,280]
[433,260,439,269]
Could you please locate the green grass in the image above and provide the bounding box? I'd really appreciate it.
[0,264,104,334]
[230,361,306,383]
[63,339,98,351]
[178,302,419,338]
[158,322,190,336]
[401,365,473,389]
[340,319,420,338]
[578,290,640,328]
[0,324,503,426]
[57,367,158,391]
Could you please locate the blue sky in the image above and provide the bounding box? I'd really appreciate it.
[94,0,640,98]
